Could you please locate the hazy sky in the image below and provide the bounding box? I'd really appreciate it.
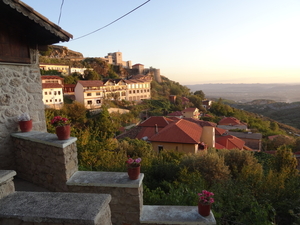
[22,0,300,85]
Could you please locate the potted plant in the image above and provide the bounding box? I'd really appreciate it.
[126,156,141,180]
[18,113,32,132]
[51,116,71,140]
[197,190,214,217]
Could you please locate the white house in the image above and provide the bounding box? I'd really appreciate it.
[74,78,151,108]
[41,76,64,109]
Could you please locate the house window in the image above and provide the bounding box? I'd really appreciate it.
[158,146,164,153]
[46,100,48,103]
[55,99,57,102]
[44,92,47,95]
[50,99,52,102]
[96,100,101,104]
[59,99,61,102]
[129,91,132,94]
[96,92,100,96]
[87,100,92,105]
[58,91,61,95]
[87,93,92,96]
[133,90,135,94]
[137,90,139,93]
[54,91,57,95]
[49,92,52,95]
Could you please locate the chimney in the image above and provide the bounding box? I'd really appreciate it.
[155,124,158,134]
[201,126,215,148]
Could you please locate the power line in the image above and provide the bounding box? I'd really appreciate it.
[71,0,151,41]
[58,0,65,25]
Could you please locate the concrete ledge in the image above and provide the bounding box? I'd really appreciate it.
[11,131,77,148]
[140,205,216,225]
[0,191,111,224]
[67,171,144,188]
[0,170,16,184]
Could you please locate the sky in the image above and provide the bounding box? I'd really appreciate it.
[22,0,300,85]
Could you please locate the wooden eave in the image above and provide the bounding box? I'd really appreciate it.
[1,0,73,45]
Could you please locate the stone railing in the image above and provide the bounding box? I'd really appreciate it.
[9,131,216,225]
[67,171,143,225]
[11,131,78,191]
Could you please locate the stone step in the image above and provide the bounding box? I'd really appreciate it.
[140,205,216,225]
[0,191,112,225]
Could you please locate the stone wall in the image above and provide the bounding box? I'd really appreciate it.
[67,171,143,225]
[0,170,16,199]
[11,132,78,191]
[0,53,47,170]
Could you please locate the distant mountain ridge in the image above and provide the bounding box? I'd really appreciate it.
[228,101,300,130]
[186,83,300,103]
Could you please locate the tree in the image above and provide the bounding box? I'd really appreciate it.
[188,95,203,109]
[273,145,298,175]
[270,121,279,132]
[84,70,100,80]
[194,90,205,99]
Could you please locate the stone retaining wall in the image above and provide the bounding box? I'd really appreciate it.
[0,59,46,170]
[11,132,78,191]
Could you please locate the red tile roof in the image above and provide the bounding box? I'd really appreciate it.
[167,111,183,117]
[215,127,227,136]
[215,135,245,150]
[183,118,216,127]
[218,117,241,126]
[42,83,63,89]
[41,75,64,80]
[138,116,174,128]
[182,108,198,112]
[77,80,103,87]
[136,127,163,140]
[149,119,202,144]
[64,84,76,88]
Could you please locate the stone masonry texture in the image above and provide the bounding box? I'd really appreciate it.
[67,185,143,225]
[12,137,78,191]
[0,59,47,170]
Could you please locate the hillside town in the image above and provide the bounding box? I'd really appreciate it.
[1,1,299,225]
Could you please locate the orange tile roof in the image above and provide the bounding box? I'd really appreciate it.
[138,116,174,128]
[183,118,216,127]
[42,83,63,89]
[215,135,245,150]
[215,127,227,136]
[167,111,183,117]
[149,119,202,144]
[218,117,241,126]
[182,108,198,112]
[136,127,163,140]
[77,80,103,87]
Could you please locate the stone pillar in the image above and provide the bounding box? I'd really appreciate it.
[11,131,78,191]
[67,171,143,225]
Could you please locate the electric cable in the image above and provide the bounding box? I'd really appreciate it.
[70,0,151,41]
[58,0,65,25]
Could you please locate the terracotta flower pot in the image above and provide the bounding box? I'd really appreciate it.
[198,202,211,217]
[19,120,32,132]
[127,165,140,180]
[55,125,71,140]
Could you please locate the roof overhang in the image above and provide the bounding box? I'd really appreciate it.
[1,0,73,45]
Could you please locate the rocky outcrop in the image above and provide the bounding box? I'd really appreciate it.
[46,45,84,60]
